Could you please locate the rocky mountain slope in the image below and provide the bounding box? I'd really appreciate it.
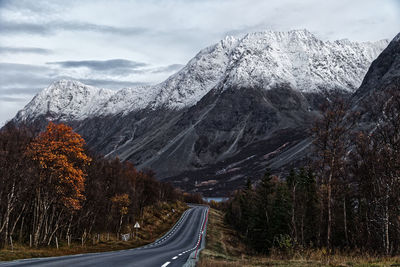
[12,30,389,196]
[353,32,400,103]
[349,32,400,138]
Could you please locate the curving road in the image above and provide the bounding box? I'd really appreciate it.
[0,205,209,267]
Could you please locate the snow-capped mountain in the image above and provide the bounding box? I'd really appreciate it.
[12,29,391,196]
[218,30,387,93]
[15,80,114,122]
[15,30,388,123]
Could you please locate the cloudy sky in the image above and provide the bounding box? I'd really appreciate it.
[0,0,399,125]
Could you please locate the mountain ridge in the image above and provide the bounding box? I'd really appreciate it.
[11,29,392,196]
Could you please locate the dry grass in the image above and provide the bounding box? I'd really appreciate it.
[0,201,187,261]
[198,208,400,267]
[199,208,246,261]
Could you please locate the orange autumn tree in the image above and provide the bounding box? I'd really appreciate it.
[27,122,91,209]
[26,122,91,246]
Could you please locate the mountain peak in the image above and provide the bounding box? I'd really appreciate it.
[15,79,114,122]
[44,79,104,94]
[50,79,84,87]
[244,29,314,38]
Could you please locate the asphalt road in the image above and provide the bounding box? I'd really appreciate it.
[0,205,209,267]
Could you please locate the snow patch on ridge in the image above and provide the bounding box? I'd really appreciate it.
[222,30,388,93]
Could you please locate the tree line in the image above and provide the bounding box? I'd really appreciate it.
[225,89,400,255]
[0,122,193,248]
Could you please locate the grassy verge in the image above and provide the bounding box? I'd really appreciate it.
[0,201,187,261]
[199,208,400,267]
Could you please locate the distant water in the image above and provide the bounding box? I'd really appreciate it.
[203,197,228,203]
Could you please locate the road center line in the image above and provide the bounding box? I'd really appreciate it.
[161,262,170,267]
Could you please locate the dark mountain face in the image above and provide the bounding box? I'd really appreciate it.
[56,82,324,196]
[353,34,400,104]
[349,33,400,136]
[158,85,330,196]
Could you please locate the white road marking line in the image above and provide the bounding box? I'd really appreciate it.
[172,256,178,260]
[161,261,170,267]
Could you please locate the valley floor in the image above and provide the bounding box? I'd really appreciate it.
[199,209,400,267]
[0,201,187,262]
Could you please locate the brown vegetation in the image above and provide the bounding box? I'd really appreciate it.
[0,201,187,261]
[0,122,197,260]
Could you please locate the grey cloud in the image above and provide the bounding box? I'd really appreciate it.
[0,20,150,36]
[58,22,148,35]
[47,59,150,76]
[0,73,52,91]
[0,63,56,95]
[0,87,42,95]
[0,0,63,13]
[1,1,149,36]
[47,60,184,75]
[0,96,31,103]
[0,46,52,54]
[0,62,53,72]
[47,59,147,71]
[0,21,49,35]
